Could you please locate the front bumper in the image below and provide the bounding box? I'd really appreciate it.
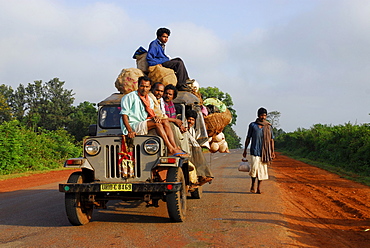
[59,182,182,193]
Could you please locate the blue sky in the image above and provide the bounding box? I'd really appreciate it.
[1,0,369,139]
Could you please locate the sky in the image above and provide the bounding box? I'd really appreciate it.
[1,0,369,139]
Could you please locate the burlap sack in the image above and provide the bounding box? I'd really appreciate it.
[136,53,149,74]
[148,65,177,87]
[115,68,144,94]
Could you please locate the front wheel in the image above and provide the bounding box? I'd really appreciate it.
[65,172,93,226]
[166,167,187,222]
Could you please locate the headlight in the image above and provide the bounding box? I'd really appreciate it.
[85,140,101,156]
[143,139,160,155]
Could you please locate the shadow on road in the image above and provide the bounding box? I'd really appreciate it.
[203,190,253,194]
[0,190,174,227]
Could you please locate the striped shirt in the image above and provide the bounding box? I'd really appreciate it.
[164,101,176,118]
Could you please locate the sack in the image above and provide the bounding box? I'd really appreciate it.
[132,46,148,73]
[115,68,144,94]
[135,53,149,74]
[148,65,177,87]
[238,158,250,172]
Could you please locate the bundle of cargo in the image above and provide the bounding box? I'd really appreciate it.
[132,46,149,74]
[203,98,232,137]
[209,132,229,153]
[148,65,177,87]
[115,68,144,94]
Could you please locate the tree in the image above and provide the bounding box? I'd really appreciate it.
[199,86,241,149]
[0,93,12,123]
[11,84,27,122]
[223,125,242,149]
[38,78,75,131]
[66,101,97,141]
[267,110,285,137]
[4,79,75,131]
[267,111,281,129]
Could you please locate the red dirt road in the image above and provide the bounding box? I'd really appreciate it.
[0,152,369,247]
[272,154,370,247]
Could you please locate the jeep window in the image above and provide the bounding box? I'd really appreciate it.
[99,106,121,129]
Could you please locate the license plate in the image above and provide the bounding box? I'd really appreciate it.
[100,183,132,192]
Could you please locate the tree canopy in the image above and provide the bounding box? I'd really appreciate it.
[66,101,97,141]
[0,78,75,131]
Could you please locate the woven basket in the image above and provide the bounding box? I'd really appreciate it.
[204,108,232,137]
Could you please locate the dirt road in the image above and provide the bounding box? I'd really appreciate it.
[0,150,369,247]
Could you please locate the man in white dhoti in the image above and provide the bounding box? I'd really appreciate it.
[242,107,275,194]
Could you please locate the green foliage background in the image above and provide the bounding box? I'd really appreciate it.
[0,120,81,175]
[0,79,97,175]
[276,123,370,176]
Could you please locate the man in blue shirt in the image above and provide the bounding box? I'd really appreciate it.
[242,107,275,194]
[146,27,191,91]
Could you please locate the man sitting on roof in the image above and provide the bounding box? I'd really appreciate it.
[146,27,192,92]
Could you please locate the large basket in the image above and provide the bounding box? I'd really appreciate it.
[204,108,232,137]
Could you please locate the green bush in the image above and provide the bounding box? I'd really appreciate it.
[0,120,81,175]
[276,123,370,175]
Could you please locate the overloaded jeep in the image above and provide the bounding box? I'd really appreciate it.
[59,91,209,225]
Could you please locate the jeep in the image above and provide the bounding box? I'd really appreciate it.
[59,91,209,225]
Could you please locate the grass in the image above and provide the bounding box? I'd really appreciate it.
[277,150,370,187]
[0,167,76,181]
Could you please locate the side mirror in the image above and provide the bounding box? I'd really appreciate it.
[88,124,97,136]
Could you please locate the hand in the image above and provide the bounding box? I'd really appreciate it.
[272,152,276,159]
[174,119,183,127]
[179,125,187,133]
[153,116,161,123]
[127,131,136,139]
[242,150,247,158]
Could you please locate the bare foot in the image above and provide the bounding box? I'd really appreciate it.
[250,187,255,193]
[198,176,213,186]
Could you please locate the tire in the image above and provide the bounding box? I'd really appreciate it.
[65,172,93,226]
[190,186,203,199]
[166,167,187,222]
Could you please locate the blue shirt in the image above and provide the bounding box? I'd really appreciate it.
[247,122,274,157]
[146,39,170,66]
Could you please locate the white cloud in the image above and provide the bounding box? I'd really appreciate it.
[0,0,369,139]
[226,1,370,136]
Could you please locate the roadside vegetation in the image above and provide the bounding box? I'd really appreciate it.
[0,120,80,175]
[0,79,96,175]
[276,123,370,186]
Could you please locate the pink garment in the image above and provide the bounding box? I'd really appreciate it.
[201,105,208,116]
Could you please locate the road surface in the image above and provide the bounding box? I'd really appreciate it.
[0,150,369,247]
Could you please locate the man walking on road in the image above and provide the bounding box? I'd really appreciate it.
[243,107,275,194]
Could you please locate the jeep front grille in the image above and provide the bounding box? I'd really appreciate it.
[105,145,120,178]
[104,145,136,179]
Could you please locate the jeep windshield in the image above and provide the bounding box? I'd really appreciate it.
[99,106,121,129]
